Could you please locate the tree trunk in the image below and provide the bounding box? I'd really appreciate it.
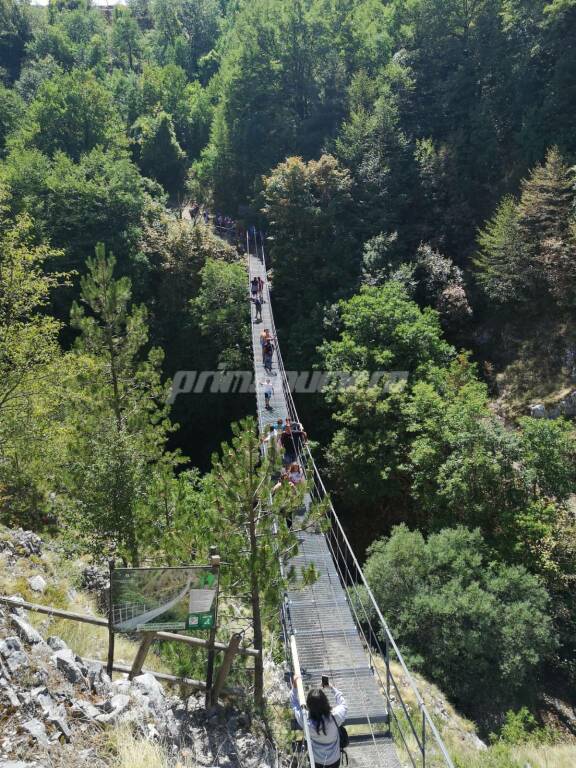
[248,504,264,708]
[248,437,264,708]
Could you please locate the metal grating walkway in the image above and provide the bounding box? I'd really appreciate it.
[248,247,401,767]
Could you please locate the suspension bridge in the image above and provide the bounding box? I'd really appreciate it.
[246,231,455,768]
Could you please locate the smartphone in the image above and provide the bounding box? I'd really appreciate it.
[321,675,329,688]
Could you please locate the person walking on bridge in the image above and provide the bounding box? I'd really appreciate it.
[263,337,275,374]
[252,295,262,323]
[262,378,274,410]
[291,675,348,768]
[260,329,274,361]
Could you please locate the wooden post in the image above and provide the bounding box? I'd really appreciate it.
[106,560,116,678]
[212,633,241,703]
[128,632,157,680]
[205,546,221,706]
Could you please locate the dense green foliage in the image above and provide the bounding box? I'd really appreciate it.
[0,0,575,740]
[364,525,556,708]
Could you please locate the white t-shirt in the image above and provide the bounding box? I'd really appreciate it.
[290,686,348,766]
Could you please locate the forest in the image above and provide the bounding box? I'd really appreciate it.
[1,0,576,765]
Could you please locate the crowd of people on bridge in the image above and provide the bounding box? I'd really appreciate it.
[251,276,264,323]
[186,201,246,248]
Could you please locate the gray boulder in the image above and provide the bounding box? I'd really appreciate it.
[11,615,44,646]
[46,636,68,652]
[0,636,29,674]
[95,693,131,724]
[133,672,165,705]
[529,403,546,418]
[27,575,47,594]
[21,718,49,747]
[52,648,85,684]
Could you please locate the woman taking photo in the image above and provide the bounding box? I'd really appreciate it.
[290,675,348,768]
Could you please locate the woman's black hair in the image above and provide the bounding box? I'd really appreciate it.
[307,688,331,735]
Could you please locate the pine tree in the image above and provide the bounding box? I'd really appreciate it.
[475,195,528,303]
[68,243,174,564]
[202,419,320,707]
[518,146,576,302]
[134,110,187,194]
[519,146,574,243]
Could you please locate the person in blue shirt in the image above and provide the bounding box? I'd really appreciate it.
[290,675,348,768]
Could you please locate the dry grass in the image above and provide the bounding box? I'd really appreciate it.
[511,744,576,768]
[113,727,171,768]
[112,725,215,768]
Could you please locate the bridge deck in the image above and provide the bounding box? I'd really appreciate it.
[249,249,401,767]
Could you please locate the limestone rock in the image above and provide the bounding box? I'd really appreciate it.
[95,693,131,724]
[52,648,84,684]
[47,711,72,742]
[21,718,49,747]
[46,636,68,652]
[11,615,44,646]
[0,679,20,709]
[6,595,25,617]
[133,672,165,705]
[0,636,29,674]
[71,699,100,721]
[0,762,47,768]
[27,576,47,594]
[86,662,111,694]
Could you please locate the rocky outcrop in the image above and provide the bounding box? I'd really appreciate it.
[529,390,576,419]
[0,530,42,562]
[0,529,278,767]
[0,613,275,768]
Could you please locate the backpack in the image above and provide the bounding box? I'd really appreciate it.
[332,715,349,765]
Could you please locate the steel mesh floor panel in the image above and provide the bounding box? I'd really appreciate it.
[347,739,402,768]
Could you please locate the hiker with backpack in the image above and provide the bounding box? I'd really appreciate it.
[263,336,275,374]
[290,675,349,768]
[260,329,274,362]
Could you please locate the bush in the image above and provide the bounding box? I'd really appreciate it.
[364,525,557,712]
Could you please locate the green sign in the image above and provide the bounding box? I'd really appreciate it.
[187,611,214,630]
[111,566,218,633]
